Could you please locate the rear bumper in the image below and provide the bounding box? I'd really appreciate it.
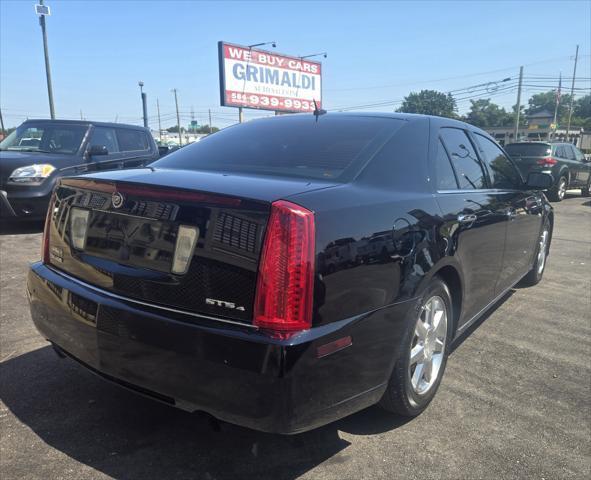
[27,262,416,434]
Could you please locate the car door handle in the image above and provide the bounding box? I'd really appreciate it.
[457,213,477,224]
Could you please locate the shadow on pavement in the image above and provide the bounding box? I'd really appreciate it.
[450,289,515,353]
[0,345,411,480]
[0,220,44,235]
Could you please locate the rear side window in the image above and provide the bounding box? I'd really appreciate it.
[573,146,585,161]
[90,127,119,153]
[474,134,522,189]
[440,128,486,189]
[153,116,405,181]
[435,139,458,190]
[553,145,565,158]
[116,129,149,152]
[505,143,551,157]
[562,144,576,160]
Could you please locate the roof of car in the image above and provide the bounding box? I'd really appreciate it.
[274,111,495,140]
[22,118,148,130]
[507,141,572,146]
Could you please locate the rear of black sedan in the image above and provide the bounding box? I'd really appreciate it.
[27,112,553,433]
[27,114,426,433]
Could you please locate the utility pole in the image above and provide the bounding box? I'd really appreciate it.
[565,44,579,140]
[172,88,182,146]
[0,108,6,133]
[208,109,212,134]
[156,98,162,142]
[513,66,524,142]
[37,0,55,119]
[551,72,562,140]
[239,107,244,123]
[80,110,83,120]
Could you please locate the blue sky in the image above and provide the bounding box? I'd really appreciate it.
[1,0,590,129]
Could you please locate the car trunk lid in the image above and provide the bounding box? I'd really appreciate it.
[46,169,335,324]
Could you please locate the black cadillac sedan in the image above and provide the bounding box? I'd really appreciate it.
[27,113,554,434]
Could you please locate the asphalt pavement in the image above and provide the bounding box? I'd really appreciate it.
[1,193,589,480]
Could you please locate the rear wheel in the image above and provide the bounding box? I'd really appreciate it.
[379,277,453,417]
[521,220,550,286]
[582,180,590,197]
[549,175,567,202]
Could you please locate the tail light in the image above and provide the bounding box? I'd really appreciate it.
[41,193,55,264]
[254,200,315,334]
[537,157,558,167]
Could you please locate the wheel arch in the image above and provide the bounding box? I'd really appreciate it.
[433,265,463,336]
[546,208,554,255]
[557,167,570,185]
[416,259,464,336]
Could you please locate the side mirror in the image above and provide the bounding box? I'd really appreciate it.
[87,145,108,156]
[526,172,554,189]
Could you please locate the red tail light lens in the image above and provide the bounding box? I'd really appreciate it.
[537,157,558,166]
[254,200,315,333]
[41,194,55,264]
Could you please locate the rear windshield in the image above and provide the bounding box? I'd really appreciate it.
[505,143,551,157]
[153,115,405,181]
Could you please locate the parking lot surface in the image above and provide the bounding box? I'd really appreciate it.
[1,194,590,480]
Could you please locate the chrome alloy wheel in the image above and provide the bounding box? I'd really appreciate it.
[537,227,549,275]
[558,178,567,200]
[409,296,447,395]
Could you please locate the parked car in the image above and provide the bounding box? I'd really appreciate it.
[505,141,591,201]
[157,144,180,157]
[28,113,554,434]
[0,119,159,220]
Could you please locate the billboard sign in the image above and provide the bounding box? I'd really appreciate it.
[218,41,322,113]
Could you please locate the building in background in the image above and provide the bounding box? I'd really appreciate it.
[486,111,587,150]
[152,130,208,146]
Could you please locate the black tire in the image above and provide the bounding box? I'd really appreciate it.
[379,277,454,417]
[521,219,551,287]
[582,181,590,197]
[548,175,567,202]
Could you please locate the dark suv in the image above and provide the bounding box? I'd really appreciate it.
[0,119,159,220]
[505,142,591,201]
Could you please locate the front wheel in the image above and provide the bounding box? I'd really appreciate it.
[379,277,453,417]
[521,220,551,286]
[582,181,590,197]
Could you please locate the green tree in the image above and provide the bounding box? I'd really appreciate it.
[465,99,512,128]
[196,125,220,134]
[397,90,457,118]
[511,103,527,127]
[573,95,591,129]
[525,90,573,121]
[166,126,186,133]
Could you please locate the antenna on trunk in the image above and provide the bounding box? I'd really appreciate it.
[313,99,327,119]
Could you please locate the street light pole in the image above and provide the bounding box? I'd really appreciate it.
[138,81,148,128]
[37,0,55,119]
